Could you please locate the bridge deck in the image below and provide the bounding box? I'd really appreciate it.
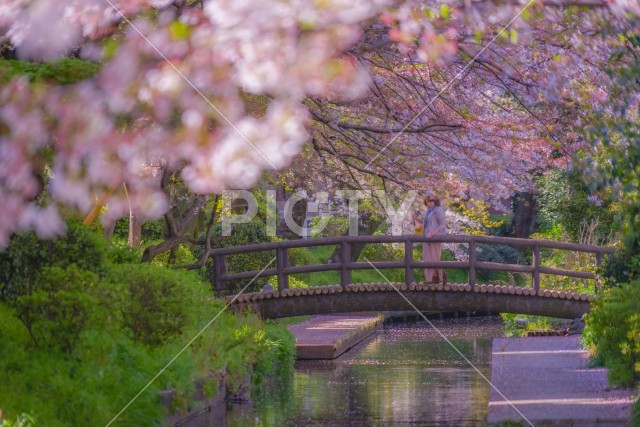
[228,283,596,320]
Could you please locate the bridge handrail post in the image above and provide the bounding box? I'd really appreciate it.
[594,252,604,294]
[276,247,289,291]
[468,238,476,287]
[213,254,225,297]
[341,241,351,288]
[532,244,541,291]
[404,240,414,285]
[595,252,603,266]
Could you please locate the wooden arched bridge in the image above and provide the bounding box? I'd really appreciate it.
[212,234,613,320]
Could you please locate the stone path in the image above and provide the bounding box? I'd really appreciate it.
[287,313,383,359]
[488,335,636,426]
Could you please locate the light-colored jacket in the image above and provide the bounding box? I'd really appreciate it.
[423,206,446,237]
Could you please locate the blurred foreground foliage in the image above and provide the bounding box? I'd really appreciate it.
[0,58,100,85]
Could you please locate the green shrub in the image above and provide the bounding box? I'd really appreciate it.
[0,302,168,427]
[476,244,526,265]
[360,243,403,262]
[487,213,514,237]
[476,244,527,281]
[142,219,166,241]
[105,238,142,264]
[309,215,348,238]
[583,281,640,387]
[288,276,308,289]
[187,304,283,394]
[253,322,296,384]
[536,168,617,243]
[0,220,107,301]
[112,217,129,239]
[0,223,297,426]
[0,290,295,426]
[598,247,640,288]
[14,266,102,353]
[150,244,197,267]
[287,246,315,267]
[106,263,208,347]
[201,221,275,294]
[267,275,308,290]
[531,228,601,292]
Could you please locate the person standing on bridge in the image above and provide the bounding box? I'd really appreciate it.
[422,193,447,285]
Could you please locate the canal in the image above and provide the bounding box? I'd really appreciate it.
[224,315,505,426]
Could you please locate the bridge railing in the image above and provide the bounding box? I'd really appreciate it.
[209,234,614,295]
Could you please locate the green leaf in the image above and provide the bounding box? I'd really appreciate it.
[439,4,450,20]
[509,29,519,44]
[423,7,435,18]
[169,21,191,40]
[102,38,119,61]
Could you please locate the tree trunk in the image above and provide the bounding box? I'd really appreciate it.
[512,192,538,238]
[276,182,288,238]
[142,236,185,262]
[167,246,178,265]
[276,184,308,239]
[141,192,207,263]
[292,197,308,237]
[328,211,384,263]
[128,211,142,249]
[103,219,116,238]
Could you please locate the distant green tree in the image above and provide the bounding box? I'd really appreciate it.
[582,32,640,251]
[196,220,275,294]
[0,220,107,301]
[536,168,617,243]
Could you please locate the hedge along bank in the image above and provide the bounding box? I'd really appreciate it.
[0,223,295,426]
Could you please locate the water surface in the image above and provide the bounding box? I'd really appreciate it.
[226,316,505,426]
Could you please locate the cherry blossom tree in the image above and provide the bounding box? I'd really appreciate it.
[288,14,613,210]
[0,0,636,249]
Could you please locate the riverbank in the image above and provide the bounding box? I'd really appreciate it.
[487,336,636,426]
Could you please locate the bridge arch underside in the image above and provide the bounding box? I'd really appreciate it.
[231,287,593,320]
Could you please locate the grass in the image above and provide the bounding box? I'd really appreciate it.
[291,245,340,285]
[501,313,570,337]
[291,244,407,284]
[274,315,311,326]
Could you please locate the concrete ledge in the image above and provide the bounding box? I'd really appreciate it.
[288,314,384,359]
[487,336,636,426]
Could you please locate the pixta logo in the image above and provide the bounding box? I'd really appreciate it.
[220,190,421,237]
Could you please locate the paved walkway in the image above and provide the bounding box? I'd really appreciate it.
[287,313,383,359]
[488,336,636,426]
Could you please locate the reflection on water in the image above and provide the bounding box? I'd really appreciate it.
[225,316,504,426]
